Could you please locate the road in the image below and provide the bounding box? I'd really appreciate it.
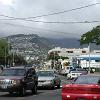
[0,89,61,100]
[0,75,69,100]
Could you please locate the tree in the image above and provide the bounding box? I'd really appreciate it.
[0,39,26,66]
[0,39,8,65]
[47,51,60,61]
[80,26,100,45]
[80,25,100,73]
[0,39,8,57]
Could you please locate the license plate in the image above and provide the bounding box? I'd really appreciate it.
[1,85,7,89]
[38,83,43,86]
[38,84,42,86]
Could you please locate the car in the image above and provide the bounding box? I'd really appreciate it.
[75,68,88,75]
[0,67,38,96]
[62,75,100,100]
[37,70,61,89]
[0,65,4,73]
[60,66,74,76]
[67,71,82,79]
[67,68,88,79]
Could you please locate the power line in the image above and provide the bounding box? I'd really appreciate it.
[0,21,70,34]
[0,2,99,20]
[33,20,100,24]
[24,2,100,19]
[0,18,100,24]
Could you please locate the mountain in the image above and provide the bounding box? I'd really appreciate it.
[4,34,53,57]
[48,38,100,50]
[48,38,80,48]
[3,35,100,59]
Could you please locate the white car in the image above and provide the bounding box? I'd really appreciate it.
[67,71,82,79]
[60,66,74,75]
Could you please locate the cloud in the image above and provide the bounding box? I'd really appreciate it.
[0,0,100,38]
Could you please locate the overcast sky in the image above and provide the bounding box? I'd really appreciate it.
[0,0,100,38]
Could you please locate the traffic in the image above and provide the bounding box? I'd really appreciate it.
[0,65,100,100]
[0,0,100,99]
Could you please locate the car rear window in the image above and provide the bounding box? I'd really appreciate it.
[74,76,100,84]
[0,68,26,76]
[71,71,81,73]
[76,68,86,71]
[37,71,54,77]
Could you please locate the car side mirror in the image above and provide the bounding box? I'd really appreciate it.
[27,73,32,77]
[55,75,58,77]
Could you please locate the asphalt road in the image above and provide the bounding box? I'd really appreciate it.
[0,89,61,100]
[0,75,69,100]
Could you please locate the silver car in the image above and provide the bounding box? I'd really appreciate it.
[37,70,61,89]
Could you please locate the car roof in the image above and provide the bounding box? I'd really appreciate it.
[4,66,33,70]
[71,71,82,73]
[79,74,100,77]
[38,69,56,71]
[14,66,25,68]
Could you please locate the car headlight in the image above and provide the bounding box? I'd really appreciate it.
[46,80,53,83]
[46,80,51,82]
[12,80,20,85]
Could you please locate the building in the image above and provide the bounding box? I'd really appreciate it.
[79,54,100,68]
[48,47,89,58]
[48,47,89,68]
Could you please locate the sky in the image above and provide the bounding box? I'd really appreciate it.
[0,0,100,38]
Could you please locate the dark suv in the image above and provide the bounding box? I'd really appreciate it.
[0,67,38,96]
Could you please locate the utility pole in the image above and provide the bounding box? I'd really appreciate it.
[7,37,10,66]
[12,47,15,67]
[88,43,91,74]
[53,51,55,68]
[5,47,6,68]
[12,51,15,66]
[54,51,55,69]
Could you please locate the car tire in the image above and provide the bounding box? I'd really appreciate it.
[9,91,13,95]
[51,84,55,90]
[20,87,26,96]
[32,84,37,94]
[57,83,60,89]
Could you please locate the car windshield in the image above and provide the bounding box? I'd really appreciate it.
[71,71,81,73]
[74,76,100,84]
[37,71,54,77]
[76,68,86,71]
[0,69,26,76]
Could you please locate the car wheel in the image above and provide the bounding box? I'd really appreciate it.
[57,83,60,89]
[20,87,26,96]
[32,84,37,94]
[51,84,55,90]
[9,91,13,95]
